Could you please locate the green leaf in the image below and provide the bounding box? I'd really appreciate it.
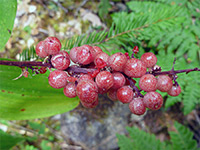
[169,122,198,150]
[0,0,17,51]
[0,129,24,150]
[116,133,134,150]
[0,64,79,120]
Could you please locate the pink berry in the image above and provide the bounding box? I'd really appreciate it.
[117,86,134,103]
[167,85,181,96]
[78,74,93,82]
[140,52,157,68]
[95,71,114,91]
[92,46,103,56]
[129,98,146,115]
[44,37,61,55]
[81,98,99,108]
[77,45,96,65]
[35,41,48,58]
[63,83,77,98]
[51,51,70,70]
[124,58,147,78]
[111,72,126,90]
[157,75,173,92]
[143,91,163,110]
[94,52,109,66]
[107,89,118,101]
[48,70,68,89]
[76,80,98,103]
[69,47,79,63]
[108,52,127,72]
[139,74,157,92]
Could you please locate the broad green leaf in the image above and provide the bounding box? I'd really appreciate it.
[0,0,17,51]
[0,64,79,120]
[0,129,24,149]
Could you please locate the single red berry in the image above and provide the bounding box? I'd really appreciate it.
[43,37,61,55]
[76,80,98,103]
[88,69,100,78]
[77,45,96,65]
[167,85,181,96]
[108,52,127,72]
[23,70,29,78]
[124,58,147,78]
[39,67,47,74]
[63,83,77,98]
[107,89,118,101]
[48,70,68,89]
[95,58,107,69]
[143,91,163,110]
[81,97,99,108]
[133,46,139,54]
[51,51,70,70]
[129,98,146,115]
[95,71,114,91]
[124,52,130,59]
[92,46,103,56]
[111,72,126,90]
[139,74,157,92]
[117,86,134,103]
[35,41,48,58]
[78,74,93,82]
[66,76,77,83]
[157,75,173,92]
[94,52,109,68]
[69,47,79,63]
[140,52,157,68]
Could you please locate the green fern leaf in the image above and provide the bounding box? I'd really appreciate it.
[116,134,134,150]
[169,122,198,150]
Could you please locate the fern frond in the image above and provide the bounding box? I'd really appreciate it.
[169,121,198,150]
[116,134,134,150]
[18,46,37,61]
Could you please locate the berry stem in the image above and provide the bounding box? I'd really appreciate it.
[128,78,144,98]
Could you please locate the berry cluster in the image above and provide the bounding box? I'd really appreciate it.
[35,37,182,115]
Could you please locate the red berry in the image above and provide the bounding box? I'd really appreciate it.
[77,45,96,65]
[117,86,134,103]
[167,85,181,96]
[78,74,93,82]
[48,70,68,89]
[124,58,147,78]
[143,91,163,110]
[139,74,157,92]
[63,83,77,98]
[76,80,98,103]
[129,98,146,115]
[39,67,47,74]
[107,89,118,101]
[81,98,99,108]
[95,71,114,91]
[23,70,29,78]
[44,37,61,55]
[92,46,103,56]
[51,51,70,70]
[95,58,107,69]
[140,52,157,68]
[94,52,109,68]
[36,41,48,58]
[133,46,139,54]
[157,75,173,92]
[108,52,127,72]
[69,47,79,63]
[111,72,126,90]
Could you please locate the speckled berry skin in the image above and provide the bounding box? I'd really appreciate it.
[81,98,99,108]
[157,75,173,92]
[69,47,79,63]
[63,83,77,98]
[36,41,48,58]
[143,91,163,110]
[129,98,146,115]
[95,71,114,91]
[51,51,70,70]
[111,72,126,90]
[43,37,61,55]
[48,70,68,89]
[78,74,93,82]
[94,52,109,66]
[167,85,181,96]
[140,52,157,68]
[92,46,103,56]
[139,74,157,92]
[77,45,96,65]
[76,80,98,103]
[107,89,118,101]
[124,58,147,78]
[108,52,127,72]
[117,86,134,103]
